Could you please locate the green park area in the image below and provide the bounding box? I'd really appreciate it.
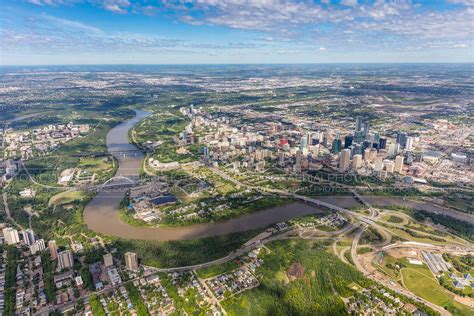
[48,190,89,207]
[114,229,265,268]
[400,260,473,316]
[132,112,199,164]
[133,113,188,144]
[376,253,402,279]
[189,167,236,195]
[382,214,405,224]
[222,240,371,315]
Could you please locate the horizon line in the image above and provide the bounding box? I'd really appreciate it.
[1,61,474,67]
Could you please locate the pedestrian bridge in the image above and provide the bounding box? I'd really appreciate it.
[101,175,138,188]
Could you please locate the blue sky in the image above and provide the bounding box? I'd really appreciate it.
[1,0,473,65]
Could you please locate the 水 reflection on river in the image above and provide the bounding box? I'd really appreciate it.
[84,110,473,241]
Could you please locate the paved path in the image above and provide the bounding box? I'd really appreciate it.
[3,192,24,230]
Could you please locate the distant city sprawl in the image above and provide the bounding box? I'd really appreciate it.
[0,64,472,315]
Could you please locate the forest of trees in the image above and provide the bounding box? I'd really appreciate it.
[223,240,372,315]
[412,210,473,242]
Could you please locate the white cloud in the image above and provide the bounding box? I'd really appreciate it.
[41,14,103,34]
[104,4,126,13]
[27,0,68,5]
[447,0,474,6]
[341,0,358,8]
[10,0,474,59]
[101,0,130,13]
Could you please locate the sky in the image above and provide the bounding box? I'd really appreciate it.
[1,0,473,65]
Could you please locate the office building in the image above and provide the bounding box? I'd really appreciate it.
[300,135,308,151]
[397,132,408,148]
[363,140,372,150]
[355,116,363,132]
[379,137,387,150]
[394,155,404,173]
[22,229,35,246]
[278,151,285,167]
[352,154,363,170]
[339,149,351,171]
[331,137,342,154]
[374,157,384,171]
[58,250,74,270]
[103,253,114,267]
[363,148,371,161]
[363,121,370,138]
[353,144,362,156]
[125,252,139,271]
[344,135,353,148]
[405,136,414,150]
[373,132,380,143]
[310,135,320,146]
[3,227,20,245]
[389,143,400,156]
[255,161,265,172]
[49,240,58,260]
[383,160,395,173]
[354,130,364,143]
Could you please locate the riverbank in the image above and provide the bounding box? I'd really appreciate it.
[83,110,473,242]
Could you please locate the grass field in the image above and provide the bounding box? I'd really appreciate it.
[48,190,89,206]
[382,214,404,223]
[401,265,473,316]
[387,227,451,245]
[79,157,112,173]
[376,254,401,279]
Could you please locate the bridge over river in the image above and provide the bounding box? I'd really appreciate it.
[83,110,474,241]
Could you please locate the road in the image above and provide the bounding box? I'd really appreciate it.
[29,164,473,314]
[3,191,24,230]
[211,167,467,316]
[350,224,368,274]
[43,228,313,313]
[349,217,451,316]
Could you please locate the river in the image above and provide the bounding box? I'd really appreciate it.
[83,110,473,241]
[83,110,327,241]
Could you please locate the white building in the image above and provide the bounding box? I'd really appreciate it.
[339,149,351,171]
[2,227,20,245]
[405,136,415,150]
[103,253,113,267]
[107,268,122,286]
[352,154,363,170]
[394,155,404,174]
[125,252,139,271]
[451,153,468,164]
[373,157,383,172]
[30,239,46,255]
[58,250,74,270]
[383,160,395,173]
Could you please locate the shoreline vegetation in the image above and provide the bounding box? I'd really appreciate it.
[119,194,293,228]
[4,106,472,273]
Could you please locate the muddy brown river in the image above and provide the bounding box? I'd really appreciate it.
[83,110,473,241]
